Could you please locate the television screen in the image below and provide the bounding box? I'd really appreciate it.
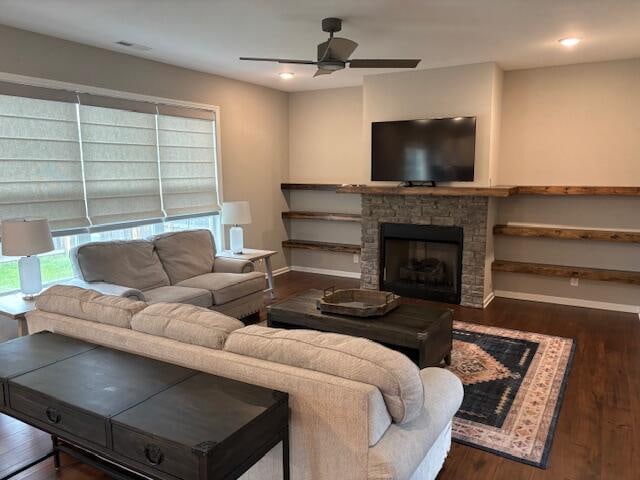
[371,117,476,182]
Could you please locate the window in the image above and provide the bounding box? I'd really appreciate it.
[0,79,222,294]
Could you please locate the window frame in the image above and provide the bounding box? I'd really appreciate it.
[0,71,225,226]
[0,72,226,295]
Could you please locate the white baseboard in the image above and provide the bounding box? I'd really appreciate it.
[271,266,291,277]
[483,291,495,308]
[494,289,640,315]
[289,265,362,279]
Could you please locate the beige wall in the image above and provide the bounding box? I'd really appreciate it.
[0,24,290,270]
[289,87,363,183]
[499,59,640,185]
[363,63,503,186]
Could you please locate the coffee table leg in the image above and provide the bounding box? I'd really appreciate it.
[444,353,452,366]
[282,427,290,480]
[52,435,60,469]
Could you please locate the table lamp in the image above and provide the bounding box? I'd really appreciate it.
[1,218,54,299]
[221,201,252,254]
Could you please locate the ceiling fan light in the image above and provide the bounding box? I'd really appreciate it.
[559,37,582,48]
[278,72,295,80]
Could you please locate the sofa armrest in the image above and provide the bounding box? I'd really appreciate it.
[58,278,146,301]
[213,256,255,274]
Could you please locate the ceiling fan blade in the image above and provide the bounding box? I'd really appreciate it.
[348,59,421,68]
[239,57,317,65]
[313,69,333,77]
[317,37,358,62]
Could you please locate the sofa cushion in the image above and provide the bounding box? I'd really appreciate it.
[368,368,463,480]
[177,272,265,305]
[143,286,212,308]
[152,230,215,285]
[224,325,425,424]
[131,303,244,350]
[73,240,170,291]
[36,285,146,328]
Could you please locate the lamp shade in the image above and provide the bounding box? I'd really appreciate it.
[221,201,252,225]
[1,218,54,256]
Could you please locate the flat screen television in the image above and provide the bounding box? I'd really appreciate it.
[371,116,476,182]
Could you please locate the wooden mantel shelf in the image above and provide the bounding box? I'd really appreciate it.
[281,183,640,196]
[492,260,640,285]
[335,185,517,197]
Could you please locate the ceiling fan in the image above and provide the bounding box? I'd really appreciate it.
[240,17,421,77]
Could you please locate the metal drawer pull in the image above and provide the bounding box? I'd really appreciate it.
[144,444,164,465]
[45,407,61,424]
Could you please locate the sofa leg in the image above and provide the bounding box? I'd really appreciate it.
[242,311,261,325]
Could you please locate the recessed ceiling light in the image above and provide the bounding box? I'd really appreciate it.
[279,72,295,80]
[559,37,582,48]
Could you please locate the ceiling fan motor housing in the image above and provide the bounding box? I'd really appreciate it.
[322,17,342,34]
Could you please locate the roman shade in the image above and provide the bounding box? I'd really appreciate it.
[0,80,219,235]
[0,85,89,230]
[157,112,218,218]
[78,102,164,225]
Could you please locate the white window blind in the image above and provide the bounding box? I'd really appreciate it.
[158,112,218,217]
[79,102,163,225]
[0,88,89,230]
[0,81,219,235]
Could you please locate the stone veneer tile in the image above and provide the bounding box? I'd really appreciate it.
[360,195,489,308]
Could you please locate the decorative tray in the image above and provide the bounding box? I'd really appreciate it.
[317,287,401,318]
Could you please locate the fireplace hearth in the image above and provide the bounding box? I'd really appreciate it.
[380,223,463,304]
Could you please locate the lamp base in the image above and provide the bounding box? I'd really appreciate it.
[229,226,244,254]
[18,255,43,297]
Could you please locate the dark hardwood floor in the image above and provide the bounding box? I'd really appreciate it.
[1,271,638,479]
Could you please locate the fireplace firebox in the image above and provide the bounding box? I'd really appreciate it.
[379,223,463,304]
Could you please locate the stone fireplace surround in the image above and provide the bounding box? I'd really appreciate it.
[360,194,490,308]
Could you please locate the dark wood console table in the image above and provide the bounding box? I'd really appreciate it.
[0,332,289,480]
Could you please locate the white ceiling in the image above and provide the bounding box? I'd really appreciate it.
[1,0,640,92]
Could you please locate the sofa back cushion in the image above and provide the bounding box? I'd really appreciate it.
[72,240,170,291]
[36,285,147,328]
[131,303,243,350]
[224,325,424,424]
[152,230,215,285]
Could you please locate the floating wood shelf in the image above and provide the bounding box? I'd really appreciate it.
[515,186,640,196]
[281,183,640,196]
[282,211,362,222]
[282,240,361,254]
[335,185,517,197]
[494,225,640,243]
[281,183,343,191]
[492,260,640,285]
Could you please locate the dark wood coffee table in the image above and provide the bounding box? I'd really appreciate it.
[0,332,289,480]
[268,289,453,368]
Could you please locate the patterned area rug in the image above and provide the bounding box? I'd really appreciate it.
[447,321,575,468]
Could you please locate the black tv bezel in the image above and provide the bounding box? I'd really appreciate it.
[370,116,477,183]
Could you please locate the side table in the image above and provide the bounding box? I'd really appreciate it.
[0,292,35,338]
[217,249,279,298]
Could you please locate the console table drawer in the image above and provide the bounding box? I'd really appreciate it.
[9,386,107,446]
[112,424,198,480]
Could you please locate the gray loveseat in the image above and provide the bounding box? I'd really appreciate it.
[69,229,265,321]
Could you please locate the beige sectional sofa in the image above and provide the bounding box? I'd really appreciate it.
[26,285,463,480]
[69,229,265,320]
